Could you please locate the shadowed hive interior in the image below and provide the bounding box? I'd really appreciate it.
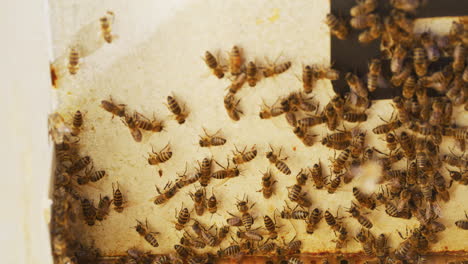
[48,0,468,263]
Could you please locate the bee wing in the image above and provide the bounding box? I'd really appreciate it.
[130,128,143,142]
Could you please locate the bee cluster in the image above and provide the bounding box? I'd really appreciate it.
[48,1,468,264]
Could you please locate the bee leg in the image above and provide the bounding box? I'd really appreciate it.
[227,211,237,218]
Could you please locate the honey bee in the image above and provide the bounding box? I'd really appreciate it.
[353,187,376,210]
[359,21,383,44]
[321,131,352,150]
[292,169,308,186]
[189,187,206,216]
[246,61,258,87]
[374,233,390,262]
[392,10,414,33]
[350,14,379,29]
[351,129,366,151]
[325,13,349,40]
[350,0,377,16]
[181,232,206,249]
[420,32,440,62]
[306,208,322,234]
[324,210,341,231]
[453,43,466,72]
[237,230,264,241]
[67,156,91,174]
[260,102,285,120]
[442,153,467,169]
[334,225,349,249]
[101,97,126,118]
[328,174,342,194]
[229,46,243,76]
[207,190,218,214]
[391,62,412,86]
[413,47,428,77]
[315,66,340,81]
[345,72,368,98]
[285,112,297,127]
[204,51,224,79]
[232,145,257,165]
[297,115,325,128]
[63,184,81,201]
[455,212,468,230]
[266,145,291,175]
[227,73,247,94]
[234,194,253,214]
[391,44,407,73]
[287,184,306,204]
[394,239,412,260]
[293,126,317,146]
[446,168,468,185]
[385,132,398,152]
[347,202,373,229]
[95,195,111,221]
[153,182,178,205]
[198,128,226,147]
[174,244,193,258]
[174,206,191,230]
[258,242,277,254]
[343,112,368,123]
[280,203,309,220]
[372,116,402,134]
[198,158,212,187]
[71,110,83,136]
[263,214,279,239]
[332,148,351,174]
[68,46,80,75]
[258,170,277,199]
[167,95,188,124]
[174,172,201,189]
[217,244,240,257]
[211,159,240,179]
[100,11,115,43]
[310,161,327,189]
[390,0,421,12]
[443,126,468,142]
[367,59,381,92]
[78,166,106,184]
[121,115,142,142]
[226,216,243,226]
[147,143,173,168]
[399,132,415,160]
[81,198,96,226]
[112,182,125,213]
[241,211,255,230]
[224,92,243,121]
[217,225,230,242]
[288,257,304,264]
[302,65,315,94]
[132,112,164,133]
[384,169,407,183]
[281,92,300,111]
[331,94,345,118]
[361,147,375,163]
[433,171,450,202]
[402,76,416,99]
[263,58,292,78]
[428,99,444,126]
